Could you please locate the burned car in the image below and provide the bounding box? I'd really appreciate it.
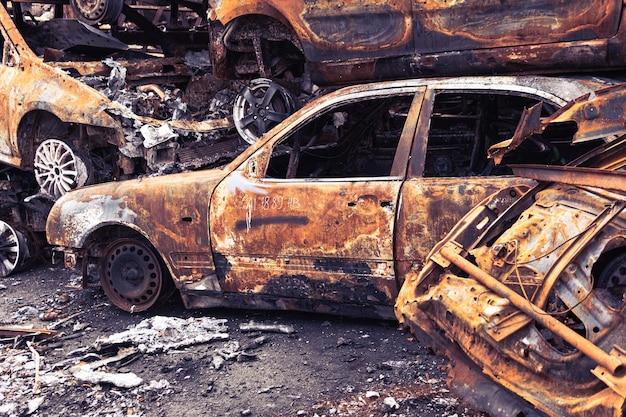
[207,0,626,86]
[45,75,616,318]
[395,84,626,416]
[0,1,248,275]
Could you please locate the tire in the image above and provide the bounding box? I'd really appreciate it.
[100,238,168,313]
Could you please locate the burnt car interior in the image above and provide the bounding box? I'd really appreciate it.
[266,96,413,179]
[423,92,604,177]
[265,91,606,181]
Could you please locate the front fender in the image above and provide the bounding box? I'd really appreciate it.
[46,190,140,249]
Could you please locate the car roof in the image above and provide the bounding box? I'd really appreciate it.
[325,75,619,104]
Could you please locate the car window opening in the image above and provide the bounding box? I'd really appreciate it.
[266,96,413,179]
[423,92,602,178]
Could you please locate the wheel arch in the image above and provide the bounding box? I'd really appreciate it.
[210,12,305,79]
[13,110,67,171]
[83,224,156,257]
[81,222,174,275]
[210,2,291,28]
[15,110,120,172]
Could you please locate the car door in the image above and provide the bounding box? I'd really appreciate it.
[298,0,414,62]
[412,0,621,53]
[393,86,604,285]
[210,87,425,311]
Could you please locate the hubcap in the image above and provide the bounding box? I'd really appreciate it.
[0,220,28,277]
[70,0,124,24]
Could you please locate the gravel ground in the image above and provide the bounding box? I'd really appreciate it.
[0,260,488,417]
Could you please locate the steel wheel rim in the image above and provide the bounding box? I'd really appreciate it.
[101,239,163,312]
[233,78,298,144]
[0,220,26,277]
[599,253,626,300]
[34,139,89,199]
[70,0,124,24]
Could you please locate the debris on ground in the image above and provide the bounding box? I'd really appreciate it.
[239,320,296,334]
[0,264,487,417]
[94,316,229,353]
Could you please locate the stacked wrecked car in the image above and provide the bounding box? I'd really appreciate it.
[396,84,626,416]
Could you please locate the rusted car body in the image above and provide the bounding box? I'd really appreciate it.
[0,2,245,275]
[395,84,626,416]
[45,75,616,318]
[207,0,626,85]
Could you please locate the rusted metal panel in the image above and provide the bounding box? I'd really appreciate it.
[209,154,402,316]
[511,164,626,194]
[395,143,626,417]
[209,0,413,53]
[46,170,226,279]
[394,178,534,280]
[208,0,626,83]
[414,0,620,51]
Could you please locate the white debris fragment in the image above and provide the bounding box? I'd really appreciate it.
[0,403,17,414]
[72,322,91,332]
[95,316,229,353]
[27,396,45,414]
[365,390,380,399]
[145,379,170,390]
[383,396,399,410]
[433,397,458,407]
[239,320,296,334]
[13,306,39,321]
[212,355,225,370]
[70,365,143,388]
[104,57,127,94]
[141,123,178,148]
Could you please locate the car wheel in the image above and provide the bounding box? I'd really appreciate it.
[34,139,91,200]
[70,0,124,25]
[233,78,298,144]
[597,251,626,300]
[0,220,30,277]
[100,238,166,313]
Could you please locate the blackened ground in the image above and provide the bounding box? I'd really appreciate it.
[0,260,488,417]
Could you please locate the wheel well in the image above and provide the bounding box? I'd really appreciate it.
[17,110,118,183]
[16,111,68,171]
[592,243,626,290]
[83,224,174,281]
[84,225,152,257]
[218,15,305,79]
